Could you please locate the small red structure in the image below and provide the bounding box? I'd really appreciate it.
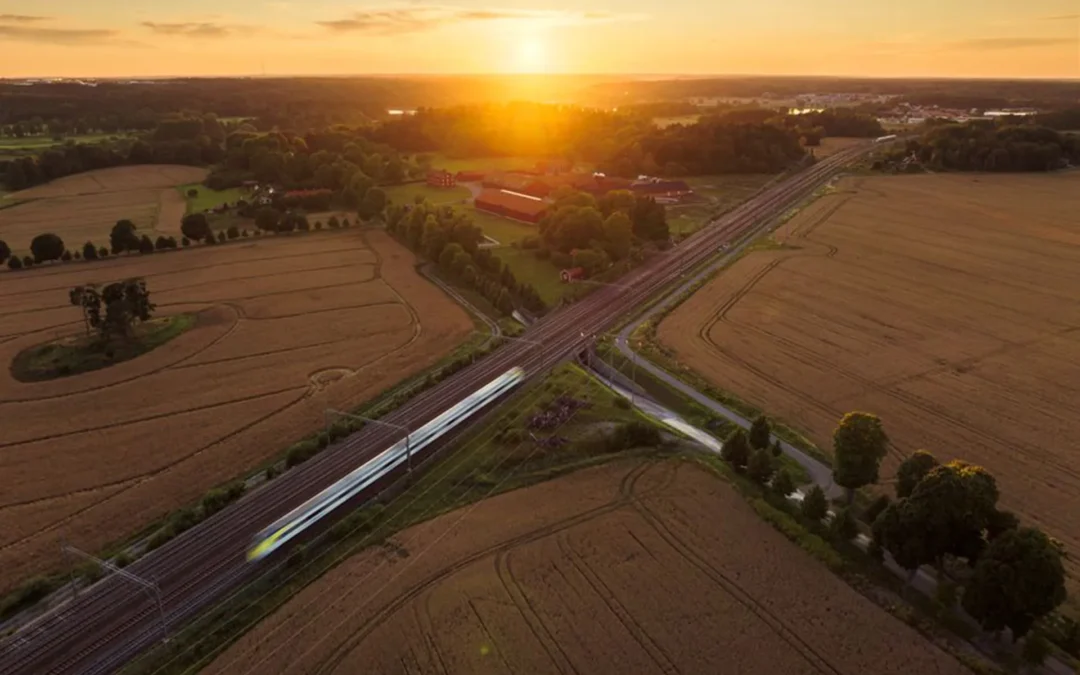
[560,267,586,283]
[427,170,456,188]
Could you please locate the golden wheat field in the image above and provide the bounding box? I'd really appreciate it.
[204,459,968,675]
[659,172,1080,588]
[0,165,205,255]
[0,229,472,593]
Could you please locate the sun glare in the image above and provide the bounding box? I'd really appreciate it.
[515,37,548,73]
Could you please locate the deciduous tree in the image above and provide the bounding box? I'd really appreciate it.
[747,448,775,484]
[110,220,140,254]
[896,450,940,498]
[82,241,98,260]
[30,233,65,263]
[0,239,9,265]
[961,527,1067,641]
[600,211,633,261]
[181,213,212,242]
[833,412,889,501]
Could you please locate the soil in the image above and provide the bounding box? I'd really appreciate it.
[204,459,969,675]
[658,172,1080,591]
[0,228,473,593]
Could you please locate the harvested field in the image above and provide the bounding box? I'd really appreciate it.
[0,165,207,255]
[0,229,473,593]
[658,172,1080,590]
[205,459,968,675]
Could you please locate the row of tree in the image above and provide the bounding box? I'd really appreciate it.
[884,122,1080,172]
[385,200,546,315]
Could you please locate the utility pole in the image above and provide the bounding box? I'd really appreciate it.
[61,545,168,644]
[325,410,413,472]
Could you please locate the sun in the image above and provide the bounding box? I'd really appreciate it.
[515,37,548,73]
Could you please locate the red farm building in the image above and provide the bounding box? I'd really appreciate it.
[474,188,549,224]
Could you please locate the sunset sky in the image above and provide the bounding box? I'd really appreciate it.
[0,0,1077,78]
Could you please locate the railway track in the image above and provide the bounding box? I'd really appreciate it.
[0,143,872,675]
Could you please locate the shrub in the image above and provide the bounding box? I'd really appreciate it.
[201,481,246,517]
[611,421,661,450]
[771,439,783,457]
[216,231,226,243]
[22,255,34,268]
[285,440,319,468]
[771,467,796,497]
[328,216,341,229]
[114,551,133,569]
[242,229,250,237]
[265,464,281,481]
[8,256,23,270]
[73,250,82,260]
[0,577,53,620]
[138,235,154,254]
[721,428,751,470]
[800,485,828,522]
[181,237,191,247]
[186,188,198,197]
[314,221,323,230]
[829,507,859,541]
[181,213,211,242]
[226,226,240,240]
[61,250,73,262]
[168,507,199,535]
[154,236,170,251]
[327,421,351,442]
[747,448,775,484]
[341,218,351,228]
[614,397,631,410]
[0,239,8,265]
[82,241,98,260]
[145,527,174,552]
[98,247,109,258]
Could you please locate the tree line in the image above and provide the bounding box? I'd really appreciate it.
[385,200,545,315]
[883,121,1079,172]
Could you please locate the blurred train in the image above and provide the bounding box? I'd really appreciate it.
[875,134,898,143]
[248,366,527,561]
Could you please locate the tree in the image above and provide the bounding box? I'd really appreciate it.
[30,233,65,263]
[138,235,154,254]
[98,246,109,258]
[747,448,775,484]
[830,507,859,541]
[61,250,72,262]
[0,239,9,265]
[8,256,23,270]
[255,207,282,232]
[82,241,98,260]
[749,415,772,450]
[181,213,212,242]
[771,438,783,458]
[216,230,226,243]
[721,428,751,470]
[801,485,828,521]
[98,278,156,341]
[181,237,191,247]
[110,220,140,254]
[772,468,796,498]
[1021,630,1051,670]
[328,215,341,230]
[832,412,889,501]
[962,528,1067,641]
[359,187,387,220]
[22,255,33,268]
[600,211,633,261]
[68,285,103,336]
[896,450,940,498]
[863,494,891,525]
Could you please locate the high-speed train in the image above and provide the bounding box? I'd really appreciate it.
[248,366,526,561]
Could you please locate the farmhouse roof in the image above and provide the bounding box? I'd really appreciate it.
[475,188,549,218]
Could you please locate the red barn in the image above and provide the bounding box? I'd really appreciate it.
[474,189,549,224]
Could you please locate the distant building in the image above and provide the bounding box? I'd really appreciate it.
[560,267,586,283]
[427,170,456,188]
[474,188,549,224]
[455,170,485,183]
[629,179,693,199]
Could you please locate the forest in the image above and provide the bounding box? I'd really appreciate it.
[894,122,1080,172]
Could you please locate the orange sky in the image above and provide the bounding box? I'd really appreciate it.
[0,1,1077,78]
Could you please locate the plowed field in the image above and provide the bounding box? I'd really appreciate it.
[0,229,472,593]
[0,165,206,255]
[205,459,968,675]
[659,172,1080,587]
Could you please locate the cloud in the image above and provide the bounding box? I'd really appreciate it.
[141,21,245,38]
[0,24,129,45]
[0,14,50,23]
[948,37,1076,50]
[317,6,643,35]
